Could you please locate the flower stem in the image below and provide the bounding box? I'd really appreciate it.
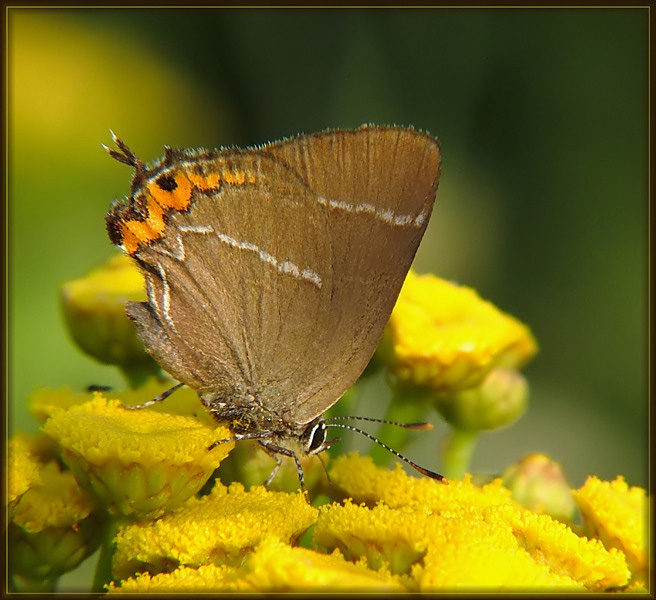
[369,384,432,467]
[441,427,479,479]
[91,518,121,593]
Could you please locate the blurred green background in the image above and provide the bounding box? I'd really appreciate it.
[8,8,648,493]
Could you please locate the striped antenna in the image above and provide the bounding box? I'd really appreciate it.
[326,414,434,430]
[325,421,448,483]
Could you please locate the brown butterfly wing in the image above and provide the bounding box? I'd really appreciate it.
[127,152,333,408]
[262,126,441,422]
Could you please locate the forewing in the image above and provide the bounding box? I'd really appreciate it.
[130,153,335,403]
[125,127,440,425]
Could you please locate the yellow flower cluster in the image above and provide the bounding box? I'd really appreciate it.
[42,394,233,519]
[573,476,649,588]
[7,432,107,588]
[109,539,403,593]
[103,452,646,593]
[8,388,648,593]
[316,455,635,592]
[7,259,647,593]
[383,270,538,391]
[112,482,318,579]
[7,435,42,508]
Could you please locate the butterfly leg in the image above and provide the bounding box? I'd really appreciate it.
[258,441,307,496]
[263,453,283,487]
[207,431,267,451]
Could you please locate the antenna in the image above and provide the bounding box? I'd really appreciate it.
[325,420,448,483]
[122,382,185,410]
[327,414,434,430]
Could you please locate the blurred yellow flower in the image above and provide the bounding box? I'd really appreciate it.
[382,271,537,391]
[42,394,233,519]
[60,254,157,378]
[11,462,97,533]
[112,483,318,580]
[30,378,214,425]
[573,476,649,586]
[30,387,102,423]
[8,458,106,585]
[7,435,42,508]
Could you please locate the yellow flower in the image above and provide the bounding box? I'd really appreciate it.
[241,539,402,591]
[414,509,587,591]
[7,435,43,508]
[314,500,434,576]
[8,459,106,584]
[382,271,537,391]
[30,379,215,426]
[573,476,649,586]
[314,501,598,590]
[42,395,233,519]
[329,453,515,509]
[60,254,158,378]
[112,483,318,580]
[320,454,630,591]
[502,505,629,592]
[107,563,249,593]
[109,539,404,592]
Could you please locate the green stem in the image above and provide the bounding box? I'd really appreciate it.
[91,518,121,593]
[326,385,360,459]
[369,383,433,467]
[441,427,479,479]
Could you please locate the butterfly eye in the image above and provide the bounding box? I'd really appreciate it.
[304,421,326,455]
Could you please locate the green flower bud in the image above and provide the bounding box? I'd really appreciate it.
[502,453,577,524]
[436,368,528,432]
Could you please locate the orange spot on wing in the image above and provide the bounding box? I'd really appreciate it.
[188,172,222,190]
[223,169,247,185]
[122,219,159,253]
[147,171,193,210]
[114,165,256,255]
[120,228,141,255]
[145,197,166,235]
[116,197,168,255]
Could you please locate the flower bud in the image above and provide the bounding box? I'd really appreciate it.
[436,367,528,432]
[501,453,577,524]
